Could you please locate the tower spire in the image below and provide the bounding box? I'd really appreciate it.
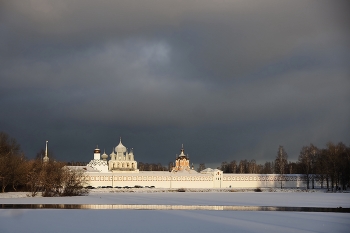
[43,140,49,163]
[180,144,185,154]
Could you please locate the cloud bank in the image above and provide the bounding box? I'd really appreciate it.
[1,0,349,167]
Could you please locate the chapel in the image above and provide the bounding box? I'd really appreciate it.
[108,138,138,172]
[172,145,193,172]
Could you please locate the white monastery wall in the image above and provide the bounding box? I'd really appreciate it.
[70,139,321,189]
[83,172,318,189]
[85,172,214,188]
[221,174,311,188]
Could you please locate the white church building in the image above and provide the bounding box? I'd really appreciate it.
[69,138,314,189]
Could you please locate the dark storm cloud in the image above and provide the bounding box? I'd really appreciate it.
[1,0,349,167]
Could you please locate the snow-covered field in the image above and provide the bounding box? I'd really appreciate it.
[1,189,349,233]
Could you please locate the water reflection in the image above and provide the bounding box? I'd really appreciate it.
[0,204,348,212]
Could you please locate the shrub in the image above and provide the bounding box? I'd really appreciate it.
[26,160,89,197]
[61,167,89,196]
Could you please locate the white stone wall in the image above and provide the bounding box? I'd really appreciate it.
[84,171,320,189]
[222,174,310,188]
[85,171,214,188]
[225,174,327,188]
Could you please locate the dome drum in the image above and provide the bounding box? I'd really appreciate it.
[94,148,101,153]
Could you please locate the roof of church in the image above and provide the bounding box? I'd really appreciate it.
[173,169,198,174]
[179,144,187,157]
[116,137,126,152]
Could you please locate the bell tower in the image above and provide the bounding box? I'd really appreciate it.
[43,140,49,163]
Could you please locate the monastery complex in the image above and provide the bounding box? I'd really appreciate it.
[66,138,317,189]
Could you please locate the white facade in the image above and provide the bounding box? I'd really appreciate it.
[82,171,314,189]
[80,139,316,189]
[108,138,138,172]
[171,145,193,172]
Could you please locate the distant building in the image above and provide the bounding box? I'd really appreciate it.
[171,145,193,172]
[108,138,138,173]
[68,138,314,189]
[42,141,49,163]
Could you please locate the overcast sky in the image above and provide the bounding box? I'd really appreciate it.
[1,0,349,168]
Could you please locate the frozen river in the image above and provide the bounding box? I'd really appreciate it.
[1,191,349,233]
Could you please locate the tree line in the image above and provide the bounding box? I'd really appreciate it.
[217,143,350,190]
[1,131,349,192]
[0,132,87,196]
[138,162,168,171]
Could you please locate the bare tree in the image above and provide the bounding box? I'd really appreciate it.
[26,160,43,197]
[238,160,248,173]
[325,142,349,191]
[0,132,22,192]
[261,161,273,174]
[27,158,89,197]
[0,154,13,192]
[229,160,237,173]
[298,144,319,189]
[248,159,257,173]
[298,145,312,189]
[11,153,29,191]
[275,146,288,189]
[61,167,89,196]
[197,163,206,172]
[309,144,319,189]
[315,149,328,189]
[334,142,349,191]
[220,161,229,173]
[41,161,66,197]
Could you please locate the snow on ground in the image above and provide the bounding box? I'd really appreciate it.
[1,189,349,233]
[0,189,349,207]
[1,210,349,233]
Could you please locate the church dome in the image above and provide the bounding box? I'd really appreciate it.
[101,151,108,160]
[115,138,126,152]
[94,147,100,154]
[110,148,116,158]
